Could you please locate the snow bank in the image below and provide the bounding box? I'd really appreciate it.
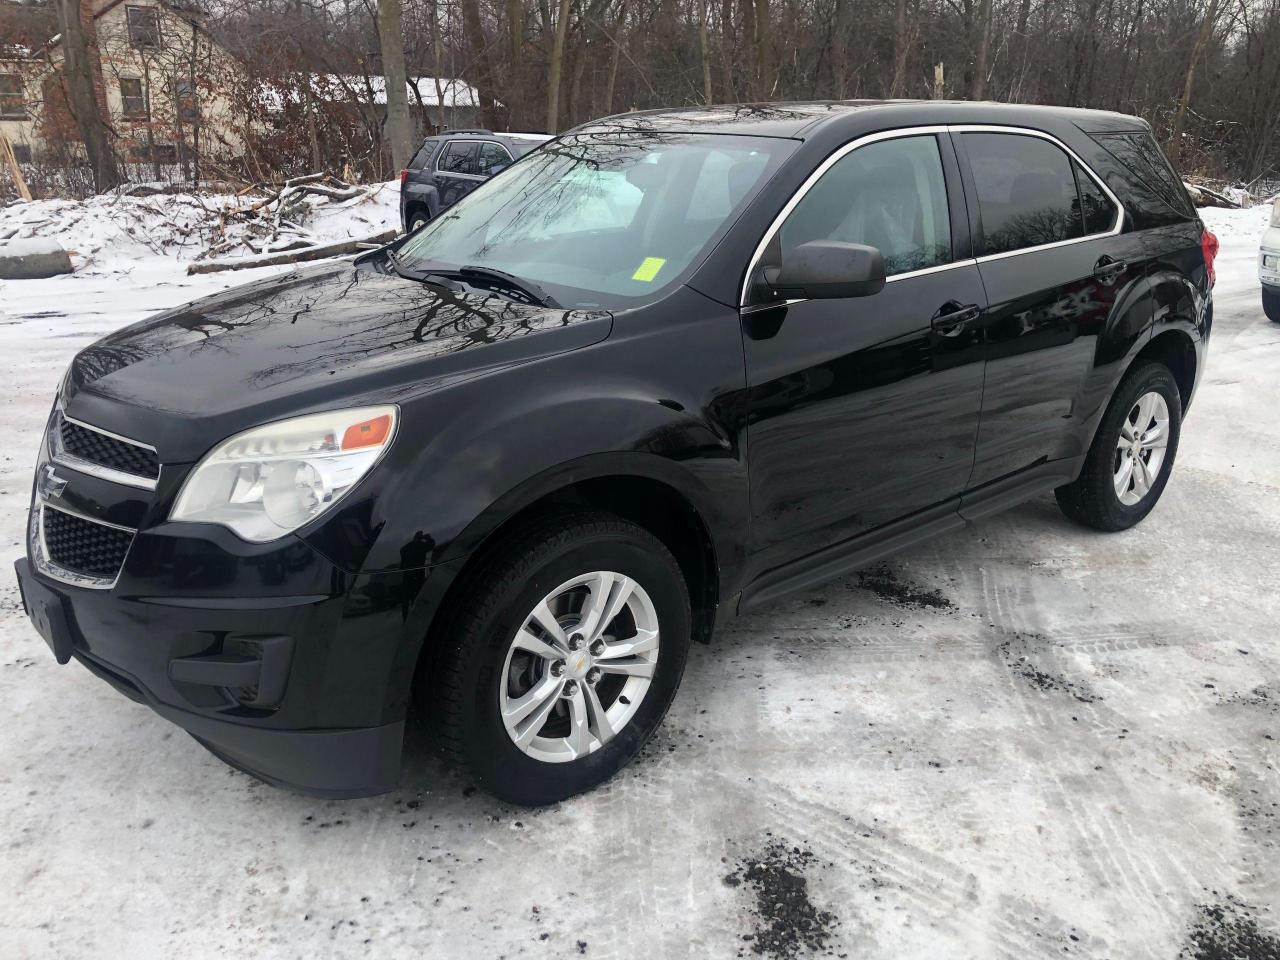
[0,181,400,275]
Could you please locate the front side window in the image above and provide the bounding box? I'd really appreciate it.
[438,141,478,175]
[777,135,952,277]
[119,78,148,118]
[0,74,25,119]
[964,132,1089,256]
[398,131,793,309]
[126,6,161,47]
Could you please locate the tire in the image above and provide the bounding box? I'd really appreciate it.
[409,212,429,232]
[1055,361,1182,532]
[429,509,691,806]
[1264,287,1280,323]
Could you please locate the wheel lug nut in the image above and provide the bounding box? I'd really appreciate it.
[568,633,584,650]
[589,640,605,656]
[562,679,578,696]
[550,660,565,677]
[586,667,602,684]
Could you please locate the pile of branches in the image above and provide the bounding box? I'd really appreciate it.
[205,173,367,259]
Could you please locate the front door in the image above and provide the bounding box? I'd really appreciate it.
[742,132,988,578]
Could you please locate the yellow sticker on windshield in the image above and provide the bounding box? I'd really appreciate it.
[631,257,667,282]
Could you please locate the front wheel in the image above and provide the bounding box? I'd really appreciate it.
[1263,286,1280,323]
[429,510,690,805]
[1055,361,1182,531]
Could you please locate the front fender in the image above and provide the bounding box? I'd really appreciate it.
[341,289,750,583]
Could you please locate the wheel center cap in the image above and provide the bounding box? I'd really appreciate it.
[568,652,593,678]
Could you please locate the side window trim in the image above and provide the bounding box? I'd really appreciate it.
[436,140,485,179]
[950,124,1125,263]
[740,124,1126,306]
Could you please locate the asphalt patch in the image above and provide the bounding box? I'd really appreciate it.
[724,841,838,959]
[855,564,954,610]
[1182,895,1280,960]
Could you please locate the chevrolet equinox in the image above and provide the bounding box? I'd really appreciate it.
[16,102,1213,805]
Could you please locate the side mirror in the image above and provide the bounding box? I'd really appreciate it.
[763,240,886,300]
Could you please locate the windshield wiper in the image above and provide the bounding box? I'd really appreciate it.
[384,252,559,308]
[459,265,561,308]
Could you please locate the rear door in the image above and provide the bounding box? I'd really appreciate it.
[741,131,988,576]
[954,128,1139,489]
[435,140,483,209]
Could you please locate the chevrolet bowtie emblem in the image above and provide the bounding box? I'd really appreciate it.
[40,465,69,499]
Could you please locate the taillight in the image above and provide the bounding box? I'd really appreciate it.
[399,168,409,187]
[1201,228,1219,287]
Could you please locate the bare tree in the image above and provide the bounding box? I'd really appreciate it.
[1167,0,1228,167]
[546,0,573,131]
[53,0,120,191]
[376,0,414,171]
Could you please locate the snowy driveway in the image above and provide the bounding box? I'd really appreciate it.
[1,208,1277,959]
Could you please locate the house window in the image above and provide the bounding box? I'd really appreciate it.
[173,77,198,123]
[126,6,161,48]
[0,74,25,119]
[119,78,148,118]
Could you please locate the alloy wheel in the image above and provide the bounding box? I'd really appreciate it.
[1114,390,1170,506]
[500,571,660,763]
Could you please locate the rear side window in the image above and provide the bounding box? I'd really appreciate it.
[779,134,952,276]
[1073,160,1119,234]
[963,132,1085,256]
[438,141,478,175]
[1088,131,1196,228]
[476,141,513,176]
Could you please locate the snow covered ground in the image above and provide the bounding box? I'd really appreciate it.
[0,204,1277,959]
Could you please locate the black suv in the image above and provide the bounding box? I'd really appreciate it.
[399,129,549,231]
[16,102,1212,806]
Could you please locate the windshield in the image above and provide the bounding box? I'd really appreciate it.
[397,131,794,309]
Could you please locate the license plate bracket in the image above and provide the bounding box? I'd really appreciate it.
[14,559,75,664]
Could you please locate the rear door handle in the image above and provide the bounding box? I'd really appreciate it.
[931,301,980,336]
[1094,255,1127,284]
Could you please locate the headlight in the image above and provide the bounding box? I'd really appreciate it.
[170,405,397,542]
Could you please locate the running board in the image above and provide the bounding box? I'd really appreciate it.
[738,503,964,613]
[736,458,1084,614]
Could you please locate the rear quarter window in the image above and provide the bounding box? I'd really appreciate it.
[408,141,438,170]
[1087,132,1196,229]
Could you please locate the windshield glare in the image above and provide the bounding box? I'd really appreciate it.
[397,132,793,309]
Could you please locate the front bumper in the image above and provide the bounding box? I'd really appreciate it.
[14,547,434,798]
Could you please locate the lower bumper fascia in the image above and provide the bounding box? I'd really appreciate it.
[76,649,404,799]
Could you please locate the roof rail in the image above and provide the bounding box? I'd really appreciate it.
[443,129,494,136]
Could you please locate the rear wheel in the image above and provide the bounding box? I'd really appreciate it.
[1055,361,1182,531]
[429,510,690,805]
[1263,286,1280,323]
[408,210,430,232]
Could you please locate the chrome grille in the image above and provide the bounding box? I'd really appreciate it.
[55,413,159,484]
[39,504,134,583]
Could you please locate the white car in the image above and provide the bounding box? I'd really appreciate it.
[1260,201,1280,321]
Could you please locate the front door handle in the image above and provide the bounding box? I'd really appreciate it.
[931,301,980,336]
[1094,255,1127,284]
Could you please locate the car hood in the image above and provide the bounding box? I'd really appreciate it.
[64,262,612,462]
